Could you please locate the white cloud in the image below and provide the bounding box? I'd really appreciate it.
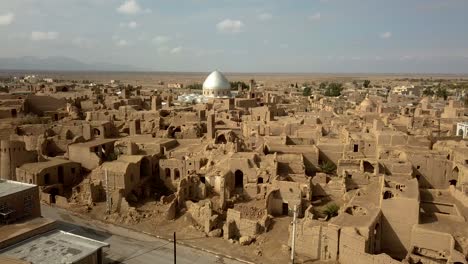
[380,31,392,39]
[308,12,321,21]
[170,46,182,54]
[117,0,141,15]
[157,46,169,54]
[116,39,128,47]
[72,37,94,48]
[217,19,244,33]
[120,21,138,29]
[0,12,14,26]
[258,13,272,21]
[152,35,170,45]
[31,31,58,41]
[128,21,138,28]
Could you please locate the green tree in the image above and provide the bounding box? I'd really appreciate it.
[435,87,449,100]
[186,83,203,90]
[324,83,343,97]
[323,203,340,220]
[303,87,312,96]
[319,82,327,90]
[230,81,249,90]
[363,80,371,88]
[320,160,337,174]
[422,87,434,96]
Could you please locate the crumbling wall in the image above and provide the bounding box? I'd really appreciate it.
[186,200,214,234]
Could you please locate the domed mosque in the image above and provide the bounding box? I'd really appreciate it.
[202,70,231,98]
[177,70,233,103]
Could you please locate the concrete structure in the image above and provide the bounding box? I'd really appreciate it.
[0,230,109,264]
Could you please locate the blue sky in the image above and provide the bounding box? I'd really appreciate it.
[1,0,468,73]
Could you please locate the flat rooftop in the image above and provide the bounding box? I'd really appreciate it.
[0,229,109,264]
[0,180,36,198]
[18,158,77,173]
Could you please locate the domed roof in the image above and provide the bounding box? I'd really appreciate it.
[360,94,375,107]
[203,70,230,90]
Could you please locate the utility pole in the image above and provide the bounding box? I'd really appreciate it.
[291,205,297,264]
[173,232,177,264]
[105,169,111,214]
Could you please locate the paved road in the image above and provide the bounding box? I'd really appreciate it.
[41,205,247,264]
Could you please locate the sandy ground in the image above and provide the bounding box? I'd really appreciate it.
[1,70,467,90]
[69,201,335,264]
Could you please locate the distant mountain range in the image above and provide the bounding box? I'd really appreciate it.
[0,56,140,71]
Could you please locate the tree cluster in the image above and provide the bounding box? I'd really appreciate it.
[303,87,312,96]
[230,81,249,90]
[320,82,344,97]
[186,83,203,90]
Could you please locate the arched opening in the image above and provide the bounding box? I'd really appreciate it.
[65,130,73,140]
[93,128,101,137]
[257,177,264,184]
[216,134,227,144]
[363,161,374,174]
[234,170,243,189]
[10,109,17,118]
[174,169,180,180]
[140,158,151,178]
[451,167,459,186]
[57,166,64,184]
[165,168,171,179]
[458,129,464,136]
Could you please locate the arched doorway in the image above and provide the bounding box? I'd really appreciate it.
[216,134,227,144]
[234,170,243,189]
[93,128,101,137]
[450,167,459,186]
[174,168,180,180]
[65,130,73,140]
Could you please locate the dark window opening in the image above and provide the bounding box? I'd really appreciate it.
[174,169,180,180]
[257,177,264,184]
[234,170,243,188]
[383,191,394,199]
[282,203,289,215]
[353,144,359,152]
[200,176,205,183]
[44,173,50,185]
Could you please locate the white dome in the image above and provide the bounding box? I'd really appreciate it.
[202,70,230,91]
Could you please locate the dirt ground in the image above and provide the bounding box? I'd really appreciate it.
[69,201,336,264]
